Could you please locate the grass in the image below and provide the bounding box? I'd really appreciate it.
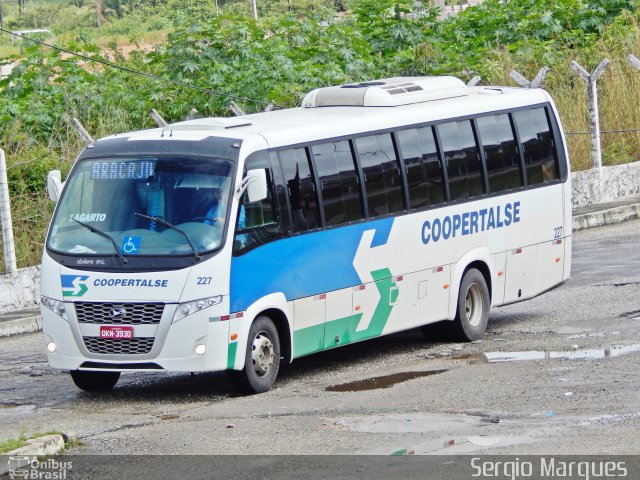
[0,431,81,454]
[0,433,28,454]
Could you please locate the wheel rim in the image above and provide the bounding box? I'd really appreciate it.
[251,331,275,378]
[464,283,484,327]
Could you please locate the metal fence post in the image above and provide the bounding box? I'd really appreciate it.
[509,67,550,88]
[467,76,481,87]
[229,101,245,116]
[150,109,169,127]
[0,148,17,274]
[570,59,610,170]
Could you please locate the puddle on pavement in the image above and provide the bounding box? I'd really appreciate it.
[452,344,640,364]
[326,370,448,392]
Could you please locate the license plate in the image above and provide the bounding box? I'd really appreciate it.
[100,326,133,340]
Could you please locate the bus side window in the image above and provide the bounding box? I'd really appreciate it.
[354,133,404,218]
[477,114,523,192]
[438,120,485,201]
[278,148,321,233]
[311,141,364,227]
[397,126,445,209]
[513,108,559,185]
[233,151,281,254]
[269,150,292,236]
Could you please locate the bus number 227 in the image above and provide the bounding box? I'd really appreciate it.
[553,226,563,239]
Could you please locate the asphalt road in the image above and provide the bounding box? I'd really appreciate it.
[1,220,640,458]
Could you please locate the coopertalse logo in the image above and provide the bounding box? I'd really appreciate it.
[61,275,89,297]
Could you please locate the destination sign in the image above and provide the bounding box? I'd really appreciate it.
[91,161,156,180]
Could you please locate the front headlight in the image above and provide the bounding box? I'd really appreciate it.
[172,295,223,323]
[41,296,68,321]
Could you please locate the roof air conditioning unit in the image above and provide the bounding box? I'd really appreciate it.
[302,76,468,108]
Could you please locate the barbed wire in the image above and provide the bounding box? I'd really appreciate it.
[565,128,640,135]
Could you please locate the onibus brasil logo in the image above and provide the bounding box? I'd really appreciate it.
[61,275,89,297]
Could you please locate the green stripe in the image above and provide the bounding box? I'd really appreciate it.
[227,341,238,369]
[293,268,397,357]
[293,322,325,357]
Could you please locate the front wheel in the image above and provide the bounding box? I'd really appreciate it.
[70,370,120,392]
[228,316,281,394]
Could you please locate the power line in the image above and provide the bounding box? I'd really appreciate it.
[0,27,270,106]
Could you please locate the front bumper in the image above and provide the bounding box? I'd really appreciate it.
[42,304,232,372]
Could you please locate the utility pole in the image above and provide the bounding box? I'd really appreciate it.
[251,0,257,19]
[0,1,4,29]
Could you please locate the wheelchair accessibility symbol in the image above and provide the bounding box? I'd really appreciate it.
[121,236,141,254]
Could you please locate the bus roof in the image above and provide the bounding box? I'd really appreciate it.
[100,85,553,154]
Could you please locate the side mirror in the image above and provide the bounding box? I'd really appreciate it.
[246,169,268,203]
[46,170,64,202]
[235,169,268,203]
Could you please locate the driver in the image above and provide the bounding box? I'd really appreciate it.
[203,188,225,225]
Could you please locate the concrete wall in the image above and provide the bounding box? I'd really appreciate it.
[0,266,40,314]
[572,160,640,208]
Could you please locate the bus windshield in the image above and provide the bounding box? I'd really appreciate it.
[47,156,235,257]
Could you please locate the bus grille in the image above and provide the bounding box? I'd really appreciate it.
[83,337,155,355]
[75,303,165,325]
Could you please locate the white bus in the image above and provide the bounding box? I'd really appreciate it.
[41,77,571,393]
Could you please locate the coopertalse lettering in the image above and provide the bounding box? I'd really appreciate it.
[422,201,521,245]
[93,278,168,288]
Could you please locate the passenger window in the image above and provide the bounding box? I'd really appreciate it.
[311,141,364,227]
[278,148,320,233]
[438,120,485,201]
[514,108,559,185]
[355,133,404,217]
[397,126,445,209]
[269,151,291,236]
[477,114,523,192]
[233,151,281,254]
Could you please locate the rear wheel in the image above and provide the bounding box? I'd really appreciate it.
[70,370,120,392]
[228,316,281,394]
[422,268,490,342]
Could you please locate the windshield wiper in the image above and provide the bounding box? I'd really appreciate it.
[72,218,128,265]
[134,213,201,262]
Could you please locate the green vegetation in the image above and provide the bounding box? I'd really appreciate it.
[1,0,640,269]
[0,432,29,454]
[0,431,79,454]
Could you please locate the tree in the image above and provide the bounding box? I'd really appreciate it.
[0,1,4,29]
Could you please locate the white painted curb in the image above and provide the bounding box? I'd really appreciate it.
[0,315,41,337]
[573,204,640,231]
[0,435,66,476]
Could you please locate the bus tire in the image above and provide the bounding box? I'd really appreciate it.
[451,268,490,341]
[70,370,120,392]
[229,316,281,394]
